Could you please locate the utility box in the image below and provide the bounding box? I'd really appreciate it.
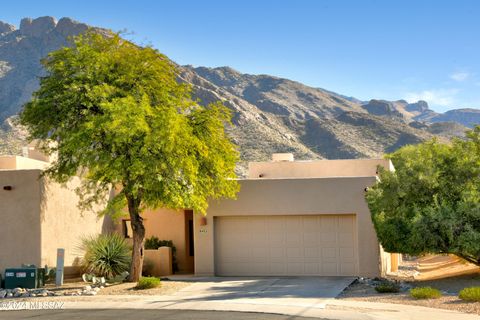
[4,268,41,289]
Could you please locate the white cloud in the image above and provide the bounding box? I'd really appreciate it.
[450,71,469,82]
[405,89,459,107]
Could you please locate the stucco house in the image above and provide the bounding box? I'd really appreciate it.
[129,153,398,278]
[0,145,113,276]
[2,144,396,278]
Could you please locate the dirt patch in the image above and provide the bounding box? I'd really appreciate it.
[98,280,191,295]
[41,278,192,296]
[338,273,480,315]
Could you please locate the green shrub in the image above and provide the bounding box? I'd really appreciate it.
[136,277,161,289]
[459,287,480,302]
[144,236,178,272]
[375,281,400,293]
[80,233,131,279]
[410,287,442,299]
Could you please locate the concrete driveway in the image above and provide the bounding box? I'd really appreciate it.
[96,277,355,316]
[171,277,354,305]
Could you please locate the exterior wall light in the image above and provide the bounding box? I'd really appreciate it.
[3,186,13,191]
[199,216,207,226]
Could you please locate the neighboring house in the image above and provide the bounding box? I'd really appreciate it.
[0,145,113,277]
[135,153,398,278]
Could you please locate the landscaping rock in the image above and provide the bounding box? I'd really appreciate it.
[12,288,23,295]
[83,285,92,291]
[6,293,13,298]
[0,290,6,298]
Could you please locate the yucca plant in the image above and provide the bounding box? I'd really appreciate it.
[80,233,131,279]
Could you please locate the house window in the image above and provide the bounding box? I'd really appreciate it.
[122,219,133,238]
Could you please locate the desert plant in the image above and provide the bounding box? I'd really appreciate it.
[142,258,154,277]
[366,127,480,266]
[459,287,480,302]
[136,277,161,289]
[410,287,442,299]
[80,233,131,279]
[374,281,400,293]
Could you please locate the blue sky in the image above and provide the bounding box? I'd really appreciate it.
[2,0,480,112]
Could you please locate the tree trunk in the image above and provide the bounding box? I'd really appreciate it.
[126,193,145,282]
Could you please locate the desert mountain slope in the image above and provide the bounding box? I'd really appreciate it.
[0,16,477,169]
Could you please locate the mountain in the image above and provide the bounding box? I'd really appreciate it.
[0,17,478,174]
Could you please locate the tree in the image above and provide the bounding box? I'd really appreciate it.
[366,126,480,266]
[20,31,240,281]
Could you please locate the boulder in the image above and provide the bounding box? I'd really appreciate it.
[20,16,56,37]
[0,21,15,34]
[55,17,88,37]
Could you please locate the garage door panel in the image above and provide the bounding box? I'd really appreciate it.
[215,215,358,276]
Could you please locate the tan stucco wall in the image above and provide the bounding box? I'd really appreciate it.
[248,159,393,179]
[194,176,381,277]
[0,170,43,273]
[138,208,193,273]
[0,169,112,275]
[39,176,114,270]
[0,156,48,170]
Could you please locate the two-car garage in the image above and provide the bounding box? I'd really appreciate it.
[194,173,388,278]
[214,215,358,276]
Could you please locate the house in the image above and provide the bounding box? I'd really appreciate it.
[136,153,398,278]
[0,145,113,276]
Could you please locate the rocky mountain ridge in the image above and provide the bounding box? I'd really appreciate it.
[0,17,478,171]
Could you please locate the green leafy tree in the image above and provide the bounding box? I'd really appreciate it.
[20,31,239,281]
[366,126,480,266]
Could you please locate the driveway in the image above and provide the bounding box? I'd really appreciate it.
[167,277,354,308]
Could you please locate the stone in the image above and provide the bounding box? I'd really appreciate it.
[55,17,88,37]
[12,287,23,294]
[6,293,13,298]
[20,16,56,37]
[0,290,6,298]
[84,291,97,296]
[0,21,15,34]
[83,285,92,292]
[20,292,30,298]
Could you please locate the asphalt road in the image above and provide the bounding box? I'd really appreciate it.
[0,309,323,320]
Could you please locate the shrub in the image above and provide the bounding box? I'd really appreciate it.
[374,281,400,293]
[80,233,131,279]
[144,236,178,272]
[459,287,480,302]
[136,277,161,289]
[142,258,154,277]
[410,287,442,299]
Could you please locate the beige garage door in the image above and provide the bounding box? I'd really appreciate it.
[214,215,358,276]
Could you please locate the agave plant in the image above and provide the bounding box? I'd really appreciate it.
[79,233,131,279]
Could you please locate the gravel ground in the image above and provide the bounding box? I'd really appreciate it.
[98,280,191,295]
[338,273,480,315]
